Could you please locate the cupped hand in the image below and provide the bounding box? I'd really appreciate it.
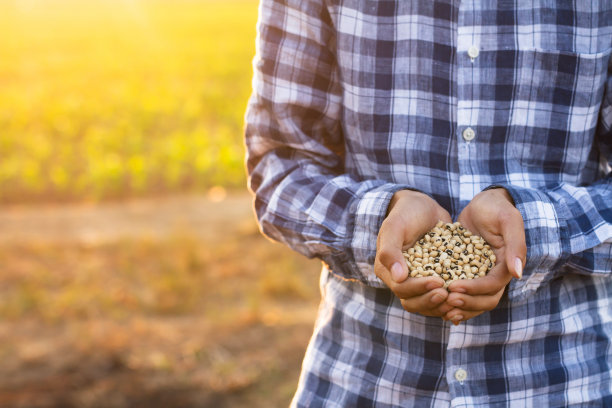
[374,190,453,317]
[444,188,526,324]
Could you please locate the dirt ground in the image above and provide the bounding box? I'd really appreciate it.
[0,193,322,408]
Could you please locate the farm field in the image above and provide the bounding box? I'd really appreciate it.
[0,0,257,203]
[0,1,326,406]
[0,193,322,407]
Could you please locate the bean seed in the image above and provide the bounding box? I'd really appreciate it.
[402,221,496,289]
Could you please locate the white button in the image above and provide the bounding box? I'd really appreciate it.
[462,127,476,141]
[454,368,468,383]
[467,46,479,59]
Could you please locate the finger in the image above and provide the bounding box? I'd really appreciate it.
[376,217,410,283]
[498,207,527,279]
[445,287,505,312]
[390,276,445,299]
[444,309,487,325]
[400,288,449,316]
[446,267,510,296]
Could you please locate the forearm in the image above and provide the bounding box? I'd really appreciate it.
[249,147,410,285]
[491,177,612,298]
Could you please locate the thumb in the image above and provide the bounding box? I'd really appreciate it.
[377,217,409,283]
[499,208,527,279]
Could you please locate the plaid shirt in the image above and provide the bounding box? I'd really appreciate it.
[245,0,612,406]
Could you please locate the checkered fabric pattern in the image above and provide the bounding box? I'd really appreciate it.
[244,0,612,406]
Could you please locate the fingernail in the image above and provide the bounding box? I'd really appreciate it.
[431,294,442,304]
[451,299,464,307]
[391,262,406,282]
[452,315,463,323]
[452,287,466,294]
[514,257,523,279]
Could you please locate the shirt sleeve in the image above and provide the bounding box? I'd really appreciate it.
[244,0,409,287]
[495,56,612,300]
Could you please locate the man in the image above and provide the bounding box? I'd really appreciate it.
[245,0,612,406]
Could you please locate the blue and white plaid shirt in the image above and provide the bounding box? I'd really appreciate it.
[245,1,612,406]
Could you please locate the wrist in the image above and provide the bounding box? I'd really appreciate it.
[484,186,516,206]
[387,189,431,216]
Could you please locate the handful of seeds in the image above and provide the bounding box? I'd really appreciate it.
[402,221,496,288]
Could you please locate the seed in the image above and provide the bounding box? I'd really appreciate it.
[401,221,495,288]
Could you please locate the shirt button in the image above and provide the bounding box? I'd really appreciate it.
[467,45,479,59]
[462,127,476,142]
[454,368,468,383]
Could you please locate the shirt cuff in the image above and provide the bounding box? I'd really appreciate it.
[324,183,417,288]
[486,184,571,301]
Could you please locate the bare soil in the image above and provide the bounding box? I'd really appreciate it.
[0,193,322,408]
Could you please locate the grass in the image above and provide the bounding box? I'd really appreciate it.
[0,0,258,203]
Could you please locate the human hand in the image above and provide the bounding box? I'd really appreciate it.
[444,188,526,324]
[374,190,453,317]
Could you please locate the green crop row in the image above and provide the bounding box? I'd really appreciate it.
[0,0,259,203]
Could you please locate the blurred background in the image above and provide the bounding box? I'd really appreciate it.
[0,0,321,406]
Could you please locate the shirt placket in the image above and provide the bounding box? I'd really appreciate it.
[455,1,482,211]
[447,1,479,403]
